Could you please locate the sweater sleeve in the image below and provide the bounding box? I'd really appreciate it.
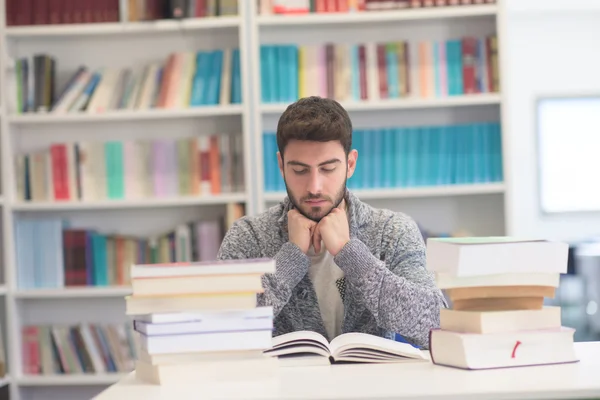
[333,215,447,349]
[217,219,310,317]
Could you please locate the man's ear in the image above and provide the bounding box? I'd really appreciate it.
[347,149,358,179]
[277,151,284,178]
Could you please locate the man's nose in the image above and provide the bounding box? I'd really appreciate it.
[307,170,323,194]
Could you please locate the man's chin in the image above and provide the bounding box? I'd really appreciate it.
[299,206,331,222]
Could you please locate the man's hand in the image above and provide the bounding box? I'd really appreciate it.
[312,208,350,256]
[288,209,317,254]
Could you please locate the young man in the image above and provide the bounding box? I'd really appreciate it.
[217,96,446,349]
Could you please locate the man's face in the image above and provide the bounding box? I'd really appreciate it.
[278,140,357,222]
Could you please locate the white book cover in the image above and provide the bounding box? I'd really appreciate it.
[426,237,569,277]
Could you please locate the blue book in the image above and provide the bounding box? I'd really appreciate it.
[491,123,503,182]
[350,130,363,189]
[392,128,407,188]
[288,45,298,101]
[190,51,209,106]
[386,44,399,99]
[454,40,464,95]
[350,45,360,101]
[372,129,383,188]
[263,133,273,192]
[93,234,109,286]
[231,48,241,104]
[278,46,288,103]
[382,128,395,187]
[260,46,270,103]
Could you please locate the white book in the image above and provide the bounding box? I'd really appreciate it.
[139,329,273,355]
[264,331,426,364]
[135,356,278,385]
[435,271,561,289]
[134,315,273,336]
[430,327,578,370]
[440,306,562,334]
[426,237,569,277]
[134,307,274,324]
[219,49,232,105]
[130,257,275,279]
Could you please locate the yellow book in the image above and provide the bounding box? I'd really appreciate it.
[298,46,306,99]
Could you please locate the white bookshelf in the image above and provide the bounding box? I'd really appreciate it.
[259,93,501,113]
[7,105,244,124]
[5,16,241,37]
[0,1,255,400]
[249,1,506,238]
[14,287,132,299]
[262,183,506,203]
[15,374,126,386]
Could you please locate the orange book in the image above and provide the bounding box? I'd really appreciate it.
[209,135,221,194]
[419,41,432,97]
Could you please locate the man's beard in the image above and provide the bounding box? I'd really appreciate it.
[285,177,347,222]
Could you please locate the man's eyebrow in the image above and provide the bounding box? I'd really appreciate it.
[286,159,341,168]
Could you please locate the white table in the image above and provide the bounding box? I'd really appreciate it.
[93,341,600,400]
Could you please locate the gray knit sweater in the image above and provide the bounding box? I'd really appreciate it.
[217,190,447,349]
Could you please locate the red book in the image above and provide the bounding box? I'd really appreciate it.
[49,0,62,24]
[50,145,69,200]
[376,44,388,99]
[326,0,337,11]
[195,0,207,17]
[33,0,49,24]
[358,45,368,100]
[462,37,477,94]
[22,326,40,374]
[337,0,349,12]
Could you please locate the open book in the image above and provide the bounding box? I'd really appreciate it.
[263,331,427,365]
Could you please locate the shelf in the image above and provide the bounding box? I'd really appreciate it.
[5,17,240,38]
[7,105,243,125]
[260,93,501,114]
[263,183,505,202]
[16,373,127,386]
[257,4,498,26]
[12,193,247,211]
[14,287,131,299]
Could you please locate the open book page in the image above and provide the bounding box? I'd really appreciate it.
[329,333,426,362]
[264,330,331,358]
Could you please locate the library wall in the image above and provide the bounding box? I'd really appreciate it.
[502,0,600,241]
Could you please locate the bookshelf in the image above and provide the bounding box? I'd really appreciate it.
[0,1,254,399]
[0,0,509,399]
[250,0,506,239]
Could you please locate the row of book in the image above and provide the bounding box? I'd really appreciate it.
[6,0,238,27]
[260,36,499,104]
[263,122,503,192]
[127,0,239,21]
[13,49,242,115]
[15,134,244,203]
[259,0,496,14]
[22,323,136,375]
[15,205,243,289]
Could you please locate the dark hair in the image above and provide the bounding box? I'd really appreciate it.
[276,96,352,159]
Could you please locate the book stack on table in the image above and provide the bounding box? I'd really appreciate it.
[426,237,579,370]
[125,258,277,385]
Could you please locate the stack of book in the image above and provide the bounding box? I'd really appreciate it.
[125,258,277,385]
[426,237,579,369]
